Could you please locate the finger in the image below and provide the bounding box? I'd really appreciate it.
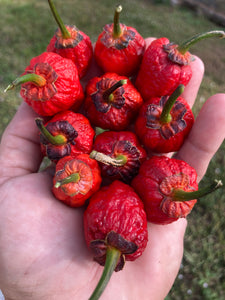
[175,93,225,180]
[0,102,43,182]
[182,55,205,108]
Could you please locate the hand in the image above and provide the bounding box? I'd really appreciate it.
[0,39,225,300]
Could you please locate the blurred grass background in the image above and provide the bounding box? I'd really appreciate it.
[0,0,224,299]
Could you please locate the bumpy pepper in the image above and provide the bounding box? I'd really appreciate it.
[135,30,225,100]
[5,52,84,116]
[52,154,102,207]
[46,0,93,78]
[84,180,148,300]
[94,5,146,77]
[84,72,143,130]
[132,156,222,225]
[90,130,147,183]
[35,110,95,162]
[135,85,194,153]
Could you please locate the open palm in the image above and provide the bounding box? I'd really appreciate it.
[0,39,225,300]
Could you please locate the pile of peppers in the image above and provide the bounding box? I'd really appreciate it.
[5,1,225,299]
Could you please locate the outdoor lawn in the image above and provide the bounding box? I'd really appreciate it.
[0,0,224,299]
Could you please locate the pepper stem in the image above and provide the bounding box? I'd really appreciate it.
[54,173,80,188]
[160,84,185,124]
[35,118,66,146]
[103,79,127,102]
[48,0,71,39]
[177,30,225,55]
[4,74,46,92]
[113,5,123,38]
[173,179,223,201]
[90,150,127,167]
[89,247,121,300]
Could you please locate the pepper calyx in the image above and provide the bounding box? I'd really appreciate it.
[89,231,138,271]
[91,78,126,113]
[146,85,188,140]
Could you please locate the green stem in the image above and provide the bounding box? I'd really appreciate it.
[113,5,123,38]
[90,150,127,167]
[48,0,71,39]
[4,74,46,92]
[160,84,185,124]
[55,173,80,188]
[89,247,121,300]
[173,179,223,201]
[35,118,66,145]
[177,30,225,55]
[103,79,127,102]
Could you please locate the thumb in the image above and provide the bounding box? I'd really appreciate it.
[0,102,43,183]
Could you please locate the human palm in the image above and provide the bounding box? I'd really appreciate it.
[0,39,225,300]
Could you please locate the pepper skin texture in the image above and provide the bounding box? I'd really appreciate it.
[135,94,194,153]
[94,23,146,77]
[20,52,84,116]
[38,110,95,162]
[131,156,198,225]
[47,25,93,78]
[84,72,143,131]
[52,154,102,207]
[91,130,147,182]
[84,180,148,270]
[135,37,192,100]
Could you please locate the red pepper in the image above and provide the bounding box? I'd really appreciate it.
[135,85,194,154]
[84,180,148,300]
[52,154,102,207]
[46,0,93,78]
[135,30,225,100]
[84,72,143,130]
[90,130,147,183]
[5,52,84,116]
[94,5,146,77]
[131,156,222,225]
[35,110,95,162]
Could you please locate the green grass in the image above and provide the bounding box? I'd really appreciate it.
[0,0,224,299]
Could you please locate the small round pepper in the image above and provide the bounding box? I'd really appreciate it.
[46,0,93,78]
[36,110,95,162]
[5,52,84,116]
[135,85,194,153]
[84,72,143,131]
[84,180,148,300]
[94,5,146,77]
[52,154,102,207]
[131,155,222,225]
[135,30,225,100]
[90,130,147,183]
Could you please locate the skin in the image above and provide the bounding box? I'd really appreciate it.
[0,38,225,300]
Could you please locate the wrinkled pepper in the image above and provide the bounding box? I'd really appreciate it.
[135,85,194,153]
[84,72,143,130]
[47,0,93,78]
[5,52,84,116]
[132,155,222,225]
[35,110,95,162]
[52,154,102,207]
[94,5,146,77]
[90,130,147,183]
[84,180,148,300]
[135,30,225,99]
